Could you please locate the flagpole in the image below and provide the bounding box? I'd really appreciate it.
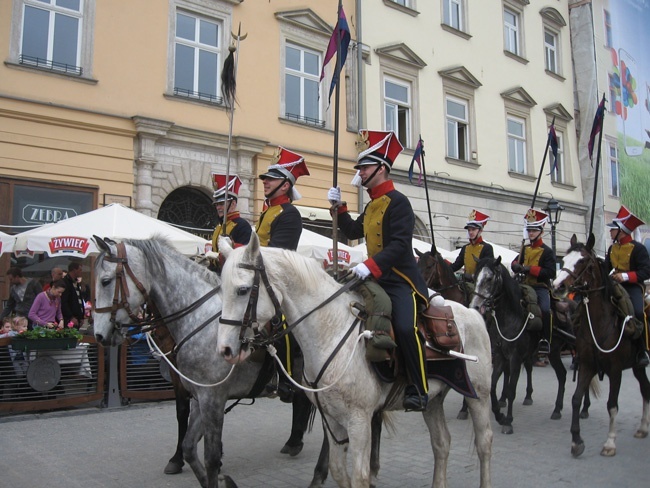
[331,0,343,279]
[518,116,555,263]
[221,24,246,238]
[417,136,435,247]
[588,104,606,237]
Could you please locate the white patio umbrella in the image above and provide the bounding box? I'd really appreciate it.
[297,229,365,269]
[352,238,455,261]
[12,203,209,257]
[0,230,15,255]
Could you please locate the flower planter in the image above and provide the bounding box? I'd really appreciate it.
[11,337,78,352]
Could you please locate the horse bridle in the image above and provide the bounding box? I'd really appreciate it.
[94,242,153,328]
[471,267,503,315]
[559,251,601,295]
[94,243,222,349]
[219,253,360,349]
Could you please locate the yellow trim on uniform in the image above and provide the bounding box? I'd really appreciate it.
[410,291,428,394]
[393,267,429,303]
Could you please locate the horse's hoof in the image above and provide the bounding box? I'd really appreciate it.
[163,460,184,475]
[499,400,507,408]
[501,425,514,435]
[550,411,562,420]
[580,411,589,419]
[522,398,533,406]
[218,474,239,488]
[457,411,469,420]
[600,446,616,457]
[634,429,648,439]
[571,442,585,458]
[280,442,304,457]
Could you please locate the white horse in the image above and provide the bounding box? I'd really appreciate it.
[218,233,493,488]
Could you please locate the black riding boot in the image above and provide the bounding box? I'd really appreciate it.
[537,311,551,355]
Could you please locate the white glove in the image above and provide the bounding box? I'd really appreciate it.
[328,187,342,205]
[351,263,372,280]
[205,251,220,260]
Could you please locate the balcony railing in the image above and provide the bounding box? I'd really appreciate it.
[19,54,83,76]
[174,87,223,105]
[285,112,326,128]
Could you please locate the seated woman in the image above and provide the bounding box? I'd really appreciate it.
[28,279,65,329]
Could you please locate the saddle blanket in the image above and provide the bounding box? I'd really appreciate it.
[426,358,477,399]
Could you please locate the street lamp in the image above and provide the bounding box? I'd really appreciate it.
[544,197,564,255]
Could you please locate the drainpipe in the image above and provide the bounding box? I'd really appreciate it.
[356,0,364,216]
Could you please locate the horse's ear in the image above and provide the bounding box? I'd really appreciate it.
[431,244,437,256]
[495,255,502,266]
[218,235,234,259]
[93,235,113,256]
[586,233,595,251]
[415,248,423,258]
[243,232,260,262]
[570,234,577,247]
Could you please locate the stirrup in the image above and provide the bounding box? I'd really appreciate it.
[537,339,550,355]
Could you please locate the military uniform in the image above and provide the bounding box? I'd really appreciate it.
[211,211,251,252]
[451,209,493,277]
[255,195,302,250]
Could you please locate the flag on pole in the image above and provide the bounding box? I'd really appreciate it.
[587,94,606,162]
[320,7,351,103]
[547,124,559,175]
[408,137,424,185]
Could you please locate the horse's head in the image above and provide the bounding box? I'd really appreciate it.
[553,233,597,295]
[218,232,283,364]
[93,236,151,346]
[416,245,455,290]
[469,256,504,315]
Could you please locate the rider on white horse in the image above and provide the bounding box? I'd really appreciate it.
[328,129,430,412]
[256,147,310,402]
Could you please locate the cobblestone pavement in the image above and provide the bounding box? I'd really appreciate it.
[1,356,648,487]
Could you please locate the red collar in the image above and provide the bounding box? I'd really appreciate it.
[469,236,484,245]
[368,180,395,199]
[226,211,241,222]
[529,238,544,248]
[617,233,633,244]
[263,195,291,211]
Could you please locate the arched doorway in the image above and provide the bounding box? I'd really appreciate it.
[158,187,217,240]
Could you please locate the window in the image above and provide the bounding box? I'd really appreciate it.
[446,97,469,161]
[504,8,520,55]
[18,0,85,75]
[174,12,221,103]
[507,116,526,174]
[604,9,613,48]
[284,43,322,126]
[544,30,558,74]
[609,143,620,197]
[550,131,564,183]
[443,0,464,31]
[384,78,411,148]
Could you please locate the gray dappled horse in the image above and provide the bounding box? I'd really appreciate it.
[553,234,649,457]
[92,237,325,488]
[217,233,493,488]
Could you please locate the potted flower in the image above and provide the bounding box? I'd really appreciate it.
[11,323,83,351]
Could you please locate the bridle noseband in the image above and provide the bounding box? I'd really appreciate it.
[94,242,153,328]
[471,267,503,314]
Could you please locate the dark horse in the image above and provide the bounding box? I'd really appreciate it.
[416,247,525,419]
[470,256,548,434]
[553,234,649,457]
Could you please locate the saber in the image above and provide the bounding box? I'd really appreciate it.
[425,341,479,362]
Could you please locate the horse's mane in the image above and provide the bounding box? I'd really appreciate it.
[476,256,520,299]
[96,237,221,288]
[434,251,457,283]
[260,246,335,291]
[565,241,613,297]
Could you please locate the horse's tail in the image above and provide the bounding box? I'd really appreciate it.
[381,411,398,436]
[589,376,601,400]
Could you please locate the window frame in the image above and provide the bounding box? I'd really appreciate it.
[503,7,520,55]
[544,29,558,74]
[507,115,527,174]
[173,10,223,104]
[383,76,412,149]
[283,42,323,127]
[445,96,470,162]
[9,0,96,79]
[443,0,465,31]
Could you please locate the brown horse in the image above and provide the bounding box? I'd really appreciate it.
[553,234,650,457]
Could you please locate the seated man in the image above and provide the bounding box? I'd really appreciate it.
[605,205,650,367]
[511,209,556,356]
[329,129,430,412]
[450,209,494,282]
